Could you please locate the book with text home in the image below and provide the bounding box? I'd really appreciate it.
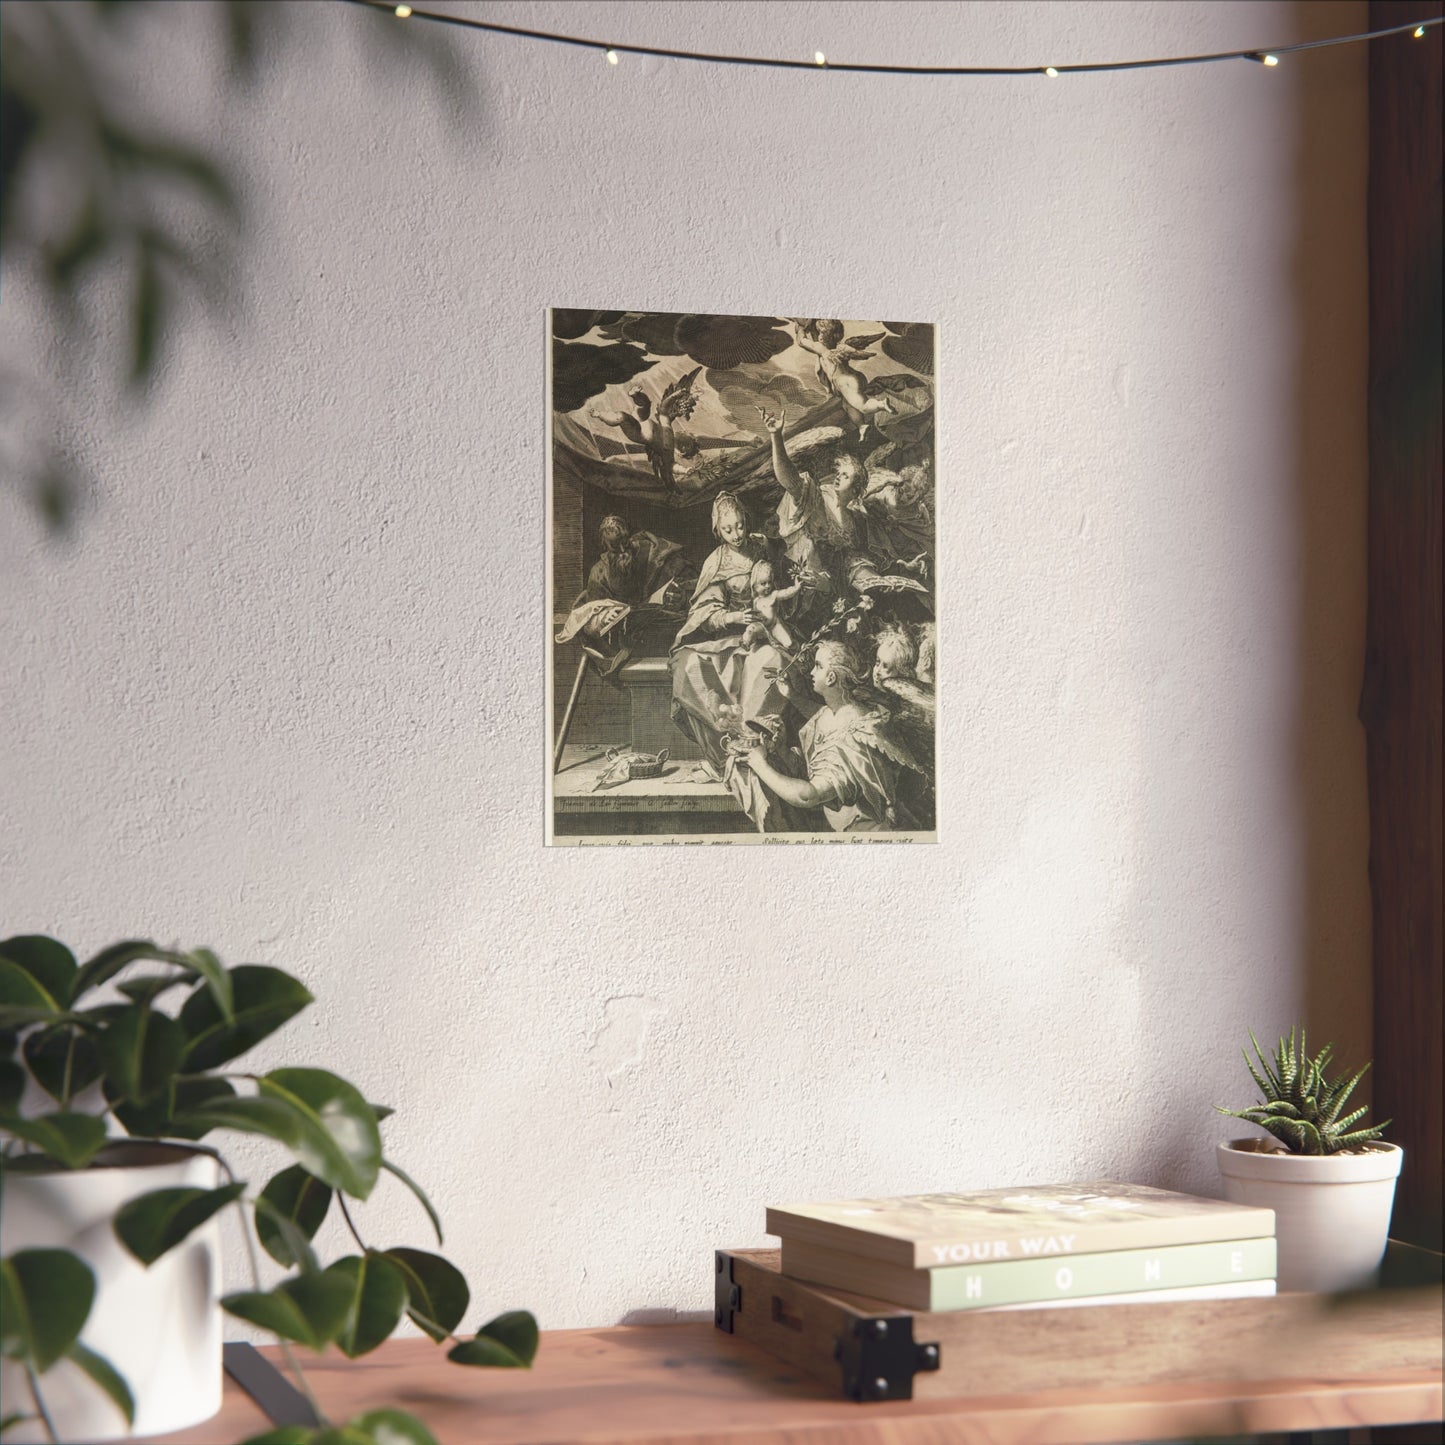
[779,1234,1278,1310]
[766,1181,1275,1270]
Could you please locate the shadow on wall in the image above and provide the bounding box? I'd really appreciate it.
[0,0,472,536]
[1128,0,1373,1197]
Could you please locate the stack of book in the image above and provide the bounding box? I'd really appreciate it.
[766,1181,1277,1312]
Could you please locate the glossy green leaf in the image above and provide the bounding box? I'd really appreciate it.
[113,1182,245,1265]
[0,938,76,1008]
[181,948,233,1022]
[67,1341,135,1426]
[382,1249,468,1342]
[0,1413,36,1434]
[171,1094,308,1156]
[0,1263,23,1358]
[106,1074,237,1142]
[259,1070,381,1200]
[71,941,178,1000]
[252,1196,320,1276]
[176,1084,376,1200]
[0,1249,95,1371]
[23,1027,102,1103]
[380,1158,442,1246]
[157,1076,240,1141]
[447,1310,538,1369]
[180,966,312,1071]
[0,1029,17,1059]
[369,1103,394,1122]
[0,1112,108,1168]
[326,1253,407,1359]
[222,1272,353,1351]
[237,1430,314,1445]
[309,1430,374,1445]
[256,1165,332,1268]
[0,1059,25,1114]
[115,975,190,1007]
[0,961,60,1028]
[351,1409,440,1445]
[98,1006,187,1104]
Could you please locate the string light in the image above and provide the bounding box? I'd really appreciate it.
[605,48,619,65]
[340,2,1443,78]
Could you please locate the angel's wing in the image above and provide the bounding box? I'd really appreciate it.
[658,367,703,421]
[865,371,930,398]
[843,331,886,353]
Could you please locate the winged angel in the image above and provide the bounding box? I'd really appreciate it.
[588,368,702,491]
[788,319,903,441]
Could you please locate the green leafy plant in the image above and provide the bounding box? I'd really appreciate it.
[1216,1025,1391,1156]
[0,934,536,1445]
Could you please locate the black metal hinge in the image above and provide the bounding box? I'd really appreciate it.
[714,1250,742,1332]
[833,1313,941,1401]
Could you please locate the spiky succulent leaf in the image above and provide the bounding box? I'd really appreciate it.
[1333,1121,1391,1150]
[1218,1027,1389,1155]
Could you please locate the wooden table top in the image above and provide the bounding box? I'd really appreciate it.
[150,1319,1444,1445]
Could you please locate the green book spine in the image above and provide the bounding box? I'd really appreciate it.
[928,1236,1277,1309]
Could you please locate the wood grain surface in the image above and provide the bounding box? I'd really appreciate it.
[145,1305,1442,1444]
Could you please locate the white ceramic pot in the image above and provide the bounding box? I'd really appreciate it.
[0,1141,224,1442]
[1216,1137,1403,1293]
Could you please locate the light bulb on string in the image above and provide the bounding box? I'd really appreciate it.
[338,3,1442,80]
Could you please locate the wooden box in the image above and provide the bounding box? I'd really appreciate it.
[715,1243,1445,1404]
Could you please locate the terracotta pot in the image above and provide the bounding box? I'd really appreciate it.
[1216,1137,1403,1293]
[0,1141,224,1441]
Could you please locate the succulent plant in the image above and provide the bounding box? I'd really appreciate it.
[1217,1025,1391,1156]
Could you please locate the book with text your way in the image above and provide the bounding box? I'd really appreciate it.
[766,1181,1275,1271]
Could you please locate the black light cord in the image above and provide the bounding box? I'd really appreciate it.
[338,1,1441,77]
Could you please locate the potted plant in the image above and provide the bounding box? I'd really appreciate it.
[0,934,537,1444]
[1215,1025,1402,1293]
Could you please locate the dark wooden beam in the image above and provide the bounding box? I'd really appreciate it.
[1364,0,1443,1263]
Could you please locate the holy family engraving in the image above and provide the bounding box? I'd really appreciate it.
[548,310,936,844]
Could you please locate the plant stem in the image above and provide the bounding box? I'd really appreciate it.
[336,1194,367,1252]
[24,1364,57,1444]
[59,1031,77,1109]
[219,1157,327,1427]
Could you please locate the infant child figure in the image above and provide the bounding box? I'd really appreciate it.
[741,558,804,653]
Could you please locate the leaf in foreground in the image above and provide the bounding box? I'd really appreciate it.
[113,1182,246,1266]
[0,1249,96,1371]
[222,1273,354,1351]
[351,1408,441,1445]
[447,1310,538,1368]
[256,1164,333,1268]
[68,1341,135,1426]
[382,1248,469,1342]
[258,1069,381,1200]
[0,1112,107,1169]
[326,1254,407,1359]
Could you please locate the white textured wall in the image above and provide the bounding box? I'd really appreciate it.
[0,1,1370,1330]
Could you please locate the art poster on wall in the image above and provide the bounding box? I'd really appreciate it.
[547,309,936,845]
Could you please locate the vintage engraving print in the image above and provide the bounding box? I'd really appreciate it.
[547,310,936,845]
